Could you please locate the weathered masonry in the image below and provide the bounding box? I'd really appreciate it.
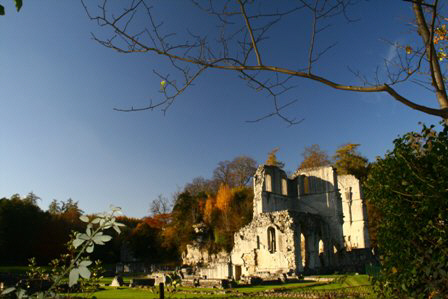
[183,164,371,279]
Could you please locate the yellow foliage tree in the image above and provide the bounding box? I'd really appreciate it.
[215,184,234,232]
[203,195,216,225]
[265,147,285,168]
[215,184,233,213]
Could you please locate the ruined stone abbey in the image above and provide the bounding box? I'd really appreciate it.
[183,164,371,280]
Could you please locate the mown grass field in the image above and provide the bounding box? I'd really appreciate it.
[0,266,372,299]
[63,274,372,298]
[0,266,29,274]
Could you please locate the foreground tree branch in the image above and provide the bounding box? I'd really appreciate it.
[81,0,448,122]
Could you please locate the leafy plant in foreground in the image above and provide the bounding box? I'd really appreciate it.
[364,124,448,298]
[1,206,124,298]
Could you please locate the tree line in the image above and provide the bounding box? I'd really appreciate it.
[0,148,370,266]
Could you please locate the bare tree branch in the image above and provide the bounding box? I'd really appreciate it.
[237,0,262,66]
[81,0,448,123]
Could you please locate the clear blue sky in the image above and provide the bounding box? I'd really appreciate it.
[0,1,442,217]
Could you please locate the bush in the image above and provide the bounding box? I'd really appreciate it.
[364,124,448,298]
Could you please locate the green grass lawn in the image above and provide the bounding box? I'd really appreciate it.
[63,274,372,298]
[305,274,370,290]
[0,268,372,299]
[0,266,30,274]
[232,280,323,293]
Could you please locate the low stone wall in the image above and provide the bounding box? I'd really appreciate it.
[130,278,155,287]
[336,248,377,273]
[180,278,230,289]
[199,262,232,279]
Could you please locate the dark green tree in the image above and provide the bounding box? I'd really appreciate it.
[163,192,199,255]
[0,195,47,264]
[364,124,448,298]
[0,0,22,15]
[48,199,62,214]
[127,222,161,263]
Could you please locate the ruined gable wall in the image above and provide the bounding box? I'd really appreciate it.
[231,211,299,277]
[253,165,293,216]
[293,167,345,249]
[338,175,370,249]
[253,165,345,250]
[182,243,230,266]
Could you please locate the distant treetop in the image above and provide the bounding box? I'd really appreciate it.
[298,144,331,170]
[265,147,285,169]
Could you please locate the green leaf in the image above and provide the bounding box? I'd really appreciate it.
[69,268,79,287]
[79,215,89,223]
[91,218,101,224]
[16,289,26,299]
[73,238,85,249]
[1,287,16,295]
[78,266,91,279]
[110,205,122,213]
[91,234,105,245]
[79,260,92,267]
[0,5,5,15]
[14,0,22,12]
[99,234,112,242]
[78,233,90,241]
[86,244,94,253]
[113,225,121,234]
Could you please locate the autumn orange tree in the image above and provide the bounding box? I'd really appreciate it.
[203,194,216,225]
[82,0,448,123]
[163,181,253,255]
[204,184,253,252]
[434,17,447,60]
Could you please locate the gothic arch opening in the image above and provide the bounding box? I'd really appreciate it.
[265,174,272,192]
[267,227,276,253]
[300,233,306,268]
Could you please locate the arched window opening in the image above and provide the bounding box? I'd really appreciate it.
[304,176,309,194]
[267,227,276,253]
[319,239,324,254]
[265,174,272,192]
[301,233,306,268]
[282,178,288,196]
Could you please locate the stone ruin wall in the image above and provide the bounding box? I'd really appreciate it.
[293,167,345,250]
[181,164,371,279]
[231,211,299,277]
[254,165,346,250]
[253,165,296,216]
[338,174,370,249]
[182,244,230,266]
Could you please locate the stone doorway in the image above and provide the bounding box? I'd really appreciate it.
[234,265,242,281]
